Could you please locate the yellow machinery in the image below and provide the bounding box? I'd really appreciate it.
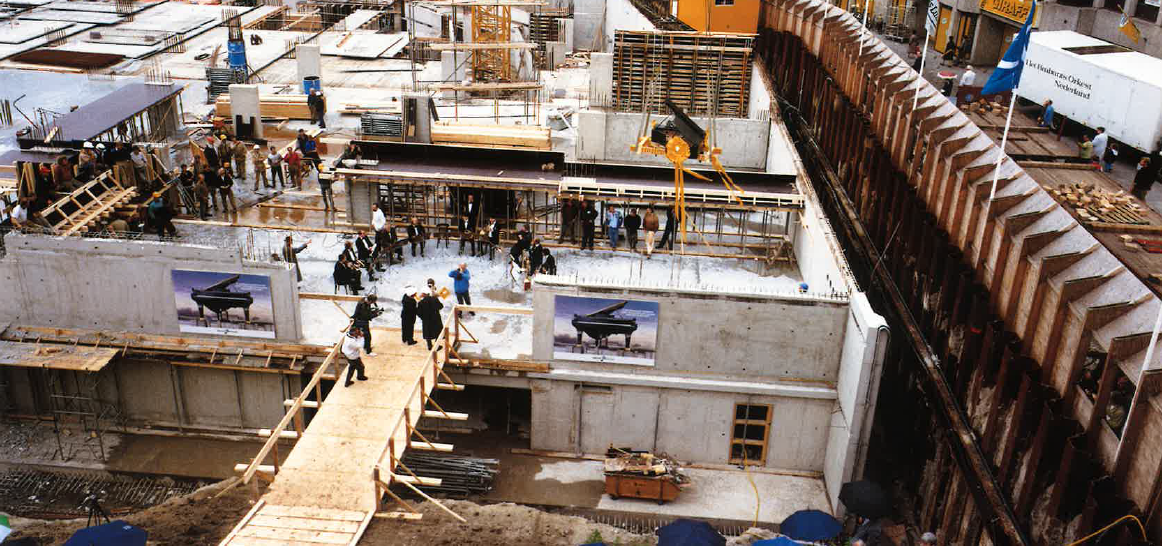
[631,99,744,247]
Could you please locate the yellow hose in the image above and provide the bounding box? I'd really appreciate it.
[1064,515,1147,545]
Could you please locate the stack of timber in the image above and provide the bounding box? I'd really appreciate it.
[338,101,402,115]
[395,452,499,497]
[612,30,753,117]
[215,94,312,120]
[1046,183,1147,225]
[430,122,551,150]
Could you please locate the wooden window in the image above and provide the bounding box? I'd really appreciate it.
[729,403,771,464]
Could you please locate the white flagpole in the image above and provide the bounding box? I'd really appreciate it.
[987,89,1019,202]
[857,0,871,58]
[912,31,931,111]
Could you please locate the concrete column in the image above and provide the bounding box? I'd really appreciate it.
[440,51,468,97]
[588,52,613,106]
[1092,0,1105,9]
[575,110,606,160]
[562,18,575,52]
[296,43,321,85]
[228,84,263,139]
[1124,0,1139,16]
[403,93,432,144]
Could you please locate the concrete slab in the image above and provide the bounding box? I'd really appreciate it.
[0,20,71,44]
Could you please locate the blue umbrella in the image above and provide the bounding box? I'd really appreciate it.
[64,520,147,546]
[754,538,801,546]
[656,519,726,546]
[779,509,842,541]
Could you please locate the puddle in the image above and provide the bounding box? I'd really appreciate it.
[483,287,528,304]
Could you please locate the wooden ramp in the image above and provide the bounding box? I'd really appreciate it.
[222,326,466,546]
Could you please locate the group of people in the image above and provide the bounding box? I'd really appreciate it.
[1073,126,1158,200]
[559,197,677,257]
[506,225,558,282]
[4,141,180,235]
[341,279,445,387]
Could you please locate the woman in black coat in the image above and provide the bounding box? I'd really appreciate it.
[417,288,444,350]
[401,287,419,345]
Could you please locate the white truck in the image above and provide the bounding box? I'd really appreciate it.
[1018,30,1162,154]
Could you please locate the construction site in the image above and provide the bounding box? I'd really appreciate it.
[0,0,1161,543]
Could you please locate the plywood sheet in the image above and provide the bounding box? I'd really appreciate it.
[0,341,117,372]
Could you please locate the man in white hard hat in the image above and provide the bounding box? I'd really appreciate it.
[920,531,938,544]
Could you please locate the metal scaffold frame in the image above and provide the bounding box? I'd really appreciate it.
[471,4,512,81]
[46,367,120,462]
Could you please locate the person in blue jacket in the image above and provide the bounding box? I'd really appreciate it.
[449,263,474,317]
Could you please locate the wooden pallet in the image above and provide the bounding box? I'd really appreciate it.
[612,30,754,118]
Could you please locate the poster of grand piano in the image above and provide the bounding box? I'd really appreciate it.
[172,270,276,339]
[552,295,659,365]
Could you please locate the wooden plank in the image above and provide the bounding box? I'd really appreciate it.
[422,410,469,420]
[373,512,424,520]
[257,505,367,522]
[246,515,361,534]
[235,525,352,544]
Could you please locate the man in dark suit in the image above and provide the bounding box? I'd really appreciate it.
[407,217,426,257]
[355,231,377,281]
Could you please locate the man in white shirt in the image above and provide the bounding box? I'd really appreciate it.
[1092,127,1109,165]
[341,328,368,387]
[959,66,975,87]
[371,203,386,232]
[9,198,28,228]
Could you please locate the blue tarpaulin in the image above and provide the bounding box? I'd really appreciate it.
[779,509,842,541]
[656,519,726,546]
[754,537,801,546]
[63,521,147,546]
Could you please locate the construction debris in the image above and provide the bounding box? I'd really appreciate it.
[1046,182,1147,225]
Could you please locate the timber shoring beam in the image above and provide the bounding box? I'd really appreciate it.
[779,95,1031,545]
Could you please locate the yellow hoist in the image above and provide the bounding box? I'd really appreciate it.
[631,99,744,248]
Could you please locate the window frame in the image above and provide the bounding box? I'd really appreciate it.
[729,403,772,465]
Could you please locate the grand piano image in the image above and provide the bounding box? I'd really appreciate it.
[571,300,638,349]
[190,274,254,326]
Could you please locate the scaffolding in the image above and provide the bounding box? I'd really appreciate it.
[471,4,512,81]
[46,367,119,462]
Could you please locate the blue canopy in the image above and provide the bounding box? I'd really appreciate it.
[64,520,147,546]
[656,519,726,546]
[779,509,842,541]
[754,538,802,546]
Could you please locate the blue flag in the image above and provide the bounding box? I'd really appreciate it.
[981,0,1038,96]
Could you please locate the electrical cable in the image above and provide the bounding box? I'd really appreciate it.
[1064,515,1146,546]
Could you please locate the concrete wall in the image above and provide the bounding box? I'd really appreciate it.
[574,0,606,51]
[529,377,835,470]
[748,63,772,120]
[1041,3,1162,58]
[0,233,303,342]
[604,0,656,51]
[822,293,888,515]
[532,281,850,382]
[1,357,298,432]
[575,110,772,170]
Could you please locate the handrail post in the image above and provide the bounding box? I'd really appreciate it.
[272,441,280,473]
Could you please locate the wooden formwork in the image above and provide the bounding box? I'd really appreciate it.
[612,30,755,118]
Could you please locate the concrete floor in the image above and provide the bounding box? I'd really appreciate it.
[0,421,283,479]
[483,452,831,525]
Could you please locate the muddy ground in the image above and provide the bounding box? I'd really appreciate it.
[5,479,655,545]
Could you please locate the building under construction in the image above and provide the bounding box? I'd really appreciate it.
[0,0,1159,543]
